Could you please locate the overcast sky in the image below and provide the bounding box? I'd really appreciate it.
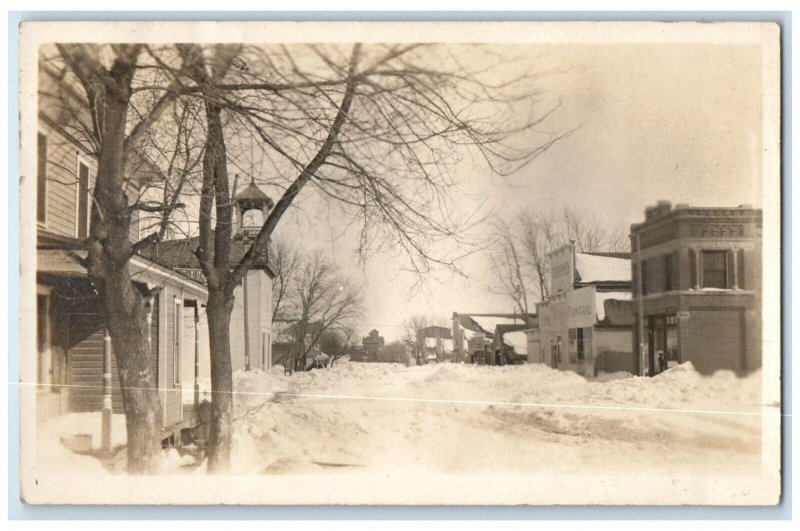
[271,42,765,342]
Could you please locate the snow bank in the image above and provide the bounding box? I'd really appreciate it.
[37,360,766,478]
[228,361,764,475]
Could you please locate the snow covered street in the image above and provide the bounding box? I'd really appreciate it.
[230,361,771,478]
[28,359,780,504]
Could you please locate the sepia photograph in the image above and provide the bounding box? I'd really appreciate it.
[16,20,782,506]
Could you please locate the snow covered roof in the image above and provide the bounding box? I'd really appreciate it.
[595,291,632,322]
[470,316,528,335]
[575,253,631,283]
[504,331,528,355]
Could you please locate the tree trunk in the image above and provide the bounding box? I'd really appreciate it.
[205,291,235,473]
[83,65,163,474]
[103,267,162,473]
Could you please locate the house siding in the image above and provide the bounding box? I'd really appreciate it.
[66,314,124,413]
[230,269,273,372]
[38,119,140,243]
[38,120,83,238]
[181,304,212,404]
[162,286,183,428]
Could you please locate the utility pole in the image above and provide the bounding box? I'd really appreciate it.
[452,312,463,363]
[636,232,646,377]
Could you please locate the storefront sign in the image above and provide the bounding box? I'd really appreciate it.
[550,246,574,294]
[566,287,596,328]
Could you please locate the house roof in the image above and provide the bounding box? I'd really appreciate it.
[472,316,528,336]
[36,248,208,295]
[37,230,213,295]
[594,291,632,322]
[37,249,87,276]
[140,235,275,278]
[456,314,488,335]
[418,326,452,338]
[236,180,272,203]
[583,251,631,260]
[503,330,528,355]
[575,252,631,284]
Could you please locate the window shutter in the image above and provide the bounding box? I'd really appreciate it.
[737,249,746,289]
[727,250,735,289]
[689,249,697,289]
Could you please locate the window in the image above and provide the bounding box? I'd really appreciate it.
[37,134,47,224]
[77,161,90,238]
[578,328,587,362]
[689,249,698,289]
[568,329,576,363]
[702,250,728,289]
[737,249,746,289]
[173,298,182,386]
[569,328,589,363]
[664,253,674,292]
[554,337,562,365]
[640,259,649,295]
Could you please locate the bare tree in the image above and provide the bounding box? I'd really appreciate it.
[97,42,564,471]
[319,325,357,367]
[47,44,201,473]
[402,314,448,345]
[516,210,559,302]
[382,340,411,364]
[285,250,364,374]
[488,206,629,310]
[487,217,530,315]
[134,97,206,242]
[269,238,301,324]
[556,207,628,254]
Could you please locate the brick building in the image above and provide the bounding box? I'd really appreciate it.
[630,201,762,375]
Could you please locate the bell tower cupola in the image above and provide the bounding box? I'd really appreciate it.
[234,176,274,238]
